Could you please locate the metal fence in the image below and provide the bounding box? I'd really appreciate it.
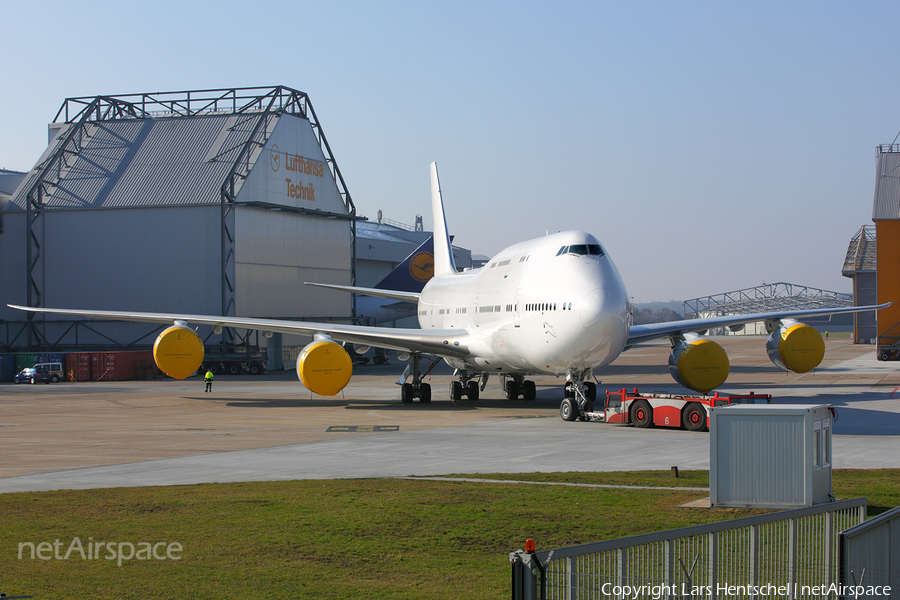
[839,505,900,599]
[511,498,868,600]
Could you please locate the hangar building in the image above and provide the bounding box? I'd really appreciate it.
[0,87,359,360]
[872,144,900,350]
[357,213,471,287]
[841,224,877,344]
[683,283,854,336]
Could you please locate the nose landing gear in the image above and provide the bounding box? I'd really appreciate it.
[560,368,597,421]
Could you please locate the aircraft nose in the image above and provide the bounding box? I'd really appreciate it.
[580,287,628,338]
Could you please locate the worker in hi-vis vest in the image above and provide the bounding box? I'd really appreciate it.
[204,369,214,392]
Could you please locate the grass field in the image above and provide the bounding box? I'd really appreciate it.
[1,470,897,599]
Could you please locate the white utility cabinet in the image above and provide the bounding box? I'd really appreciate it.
[709,404,833,509]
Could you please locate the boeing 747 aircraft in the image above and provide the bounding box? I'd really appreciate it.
[10,163,887,414]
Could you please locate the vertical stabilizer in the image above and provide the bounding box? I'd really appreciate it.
[430,162,457,277]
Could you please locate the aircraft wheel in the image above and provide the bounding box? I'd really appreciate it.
[449,381,463,401]
[401,383,414,403]
[585,382,596,402]
[505,380,519,400]
[581,399,593,414]
[523,380,536,400]
[683,403,707,432]
[631,399,653,428]
[560,397,578,421]
[419,383,431,403]
[466,380,479,401]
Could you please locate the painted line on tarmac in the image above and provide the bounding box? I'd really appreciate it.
[326,426,400,433]
[397,476,707,492]
[891,387,900,400]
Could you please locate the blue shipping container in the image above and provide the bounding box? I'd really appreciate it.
[0,354,17,382]
[37,353,66,368]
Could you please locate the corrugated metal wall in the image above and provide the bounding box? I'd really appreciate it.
[42,206,222,313]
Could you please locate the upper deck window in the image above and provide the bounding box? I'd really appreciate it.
[556,244,605,256]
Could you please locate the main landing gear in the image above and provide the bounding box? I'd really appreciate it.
[501,374,537,401]
[400,352,432,404]
[559,368,597,421]
[449,370,488,401]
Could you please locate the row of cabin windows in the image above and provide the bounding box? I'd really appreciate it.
[489,255,530,269]
[477,305,502,313]
[421,302,574,316]
[526,302,574,312]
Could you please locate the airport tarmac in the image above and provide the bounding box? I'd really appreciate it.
[1,337,899,494]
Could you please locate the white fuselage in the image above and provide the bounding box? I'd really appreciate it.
[417,231,631,375]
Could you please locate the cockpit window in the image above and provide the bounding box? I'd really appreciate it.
[557,244,605,256]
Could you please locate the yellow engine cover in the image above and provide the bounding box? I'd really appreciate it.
[296,340,353,396]
[668,338,730,394]
[153,325,204,380]
[767,323,824,373]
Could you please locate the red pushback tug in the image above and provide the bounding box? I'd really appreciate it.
[569,388,772,431]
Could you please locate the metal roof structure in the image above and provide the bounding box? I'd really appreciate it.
[872,145,900,220]
[357,219,428,243]
[7,86,354,214]
[842,225,877,276]
[8,115,260,209]
[684,282,853,319]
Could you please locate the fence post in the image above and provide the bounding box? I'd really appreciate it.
[666,539,675,600]
[749,523,759,599]
[789,517,799,600]
[510,540,542,600]
[825,509,834,586]
[708,531,718,600]
[617,547,627,600]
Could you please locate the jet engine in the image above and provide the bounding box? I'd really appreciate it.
[296,338,353,396]
[766,319,824,373]
[668,335,730,394]
[153,324,205,379]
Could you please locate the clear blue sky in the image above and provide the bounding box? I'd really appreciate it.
[2,1,896,302]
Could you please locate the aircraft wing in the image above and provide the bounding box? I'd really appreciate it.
[7,305,468,358]
[303,283,420,304]
[626,303,891,346]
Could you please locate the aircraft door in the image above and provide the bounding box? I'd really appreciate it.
[515,289,522,328]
